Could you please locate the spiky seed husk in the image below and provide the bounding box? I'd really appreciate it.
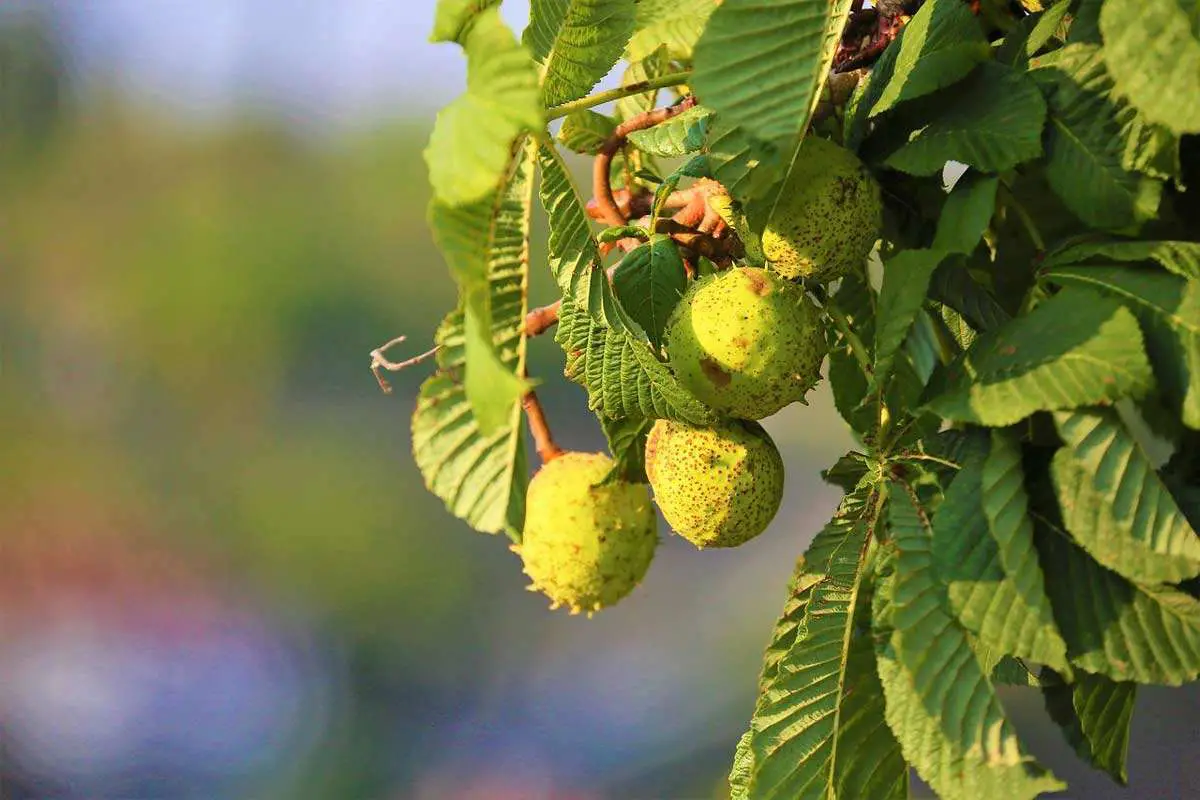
[516,451,657,614]
[645,418,784,548]
[762,136,882,283]
[665,266,827,420]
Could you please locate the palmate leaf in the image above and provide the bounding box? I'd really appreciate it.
[1042,669,1136,785]
[932,433,1070,671]
[1044,264,1200,428]
[625,0,717,62]
[1100,0,1200,135]
[430,0,502,44]
[411,144,536,538]
[927,287,1154,427]
[1029,44,1162,231]
[996,0,1073,67]
[697,1,852,227]
[610,234,687,349]
[625,105,713,157]
[1050,408,1200,584]
[876,485,1064,800]
[735,489,908,800]
[1041,238,1200,280]
[538,145,715,424]
[1035,518,1200,685]
[929,259,1012,333]
[425,8,542,206]
[932,172,999,256]
[873,248,950,389]
[883,63,1046,177]
[524,0,636,108]
[428,140,536,432]
[599,414,651,483]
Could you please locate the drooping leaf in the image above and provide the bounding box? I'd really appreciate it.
[411,145,536,537]
[626,105,714,156]
[1100,0,1200,135]
[932,173,999,256]
[876,485,1064,800]
[1043,264,1200,428]
[737,490,907,800]
[430,0,502,44]
[932,433,1071,671]
[883,63,1047,177]
[1030,44,1163,231]
[1035,520,1200,686]
[539,145,714,424]
[822,452,869,493]
[693,0,854,147]
[600,414,652,484]
[1051,408,1200,584]
[1042,669,1136,785]
[556,109,616,154]
[426,9,542,206]
[610,234,687,349]
[1041,238,1200,280]
[869,0,991,118]
[873,248,951,389]
[428,141,536,432]
[524,0,637,107]
[927,287,1154,427]
[625,0,717,62]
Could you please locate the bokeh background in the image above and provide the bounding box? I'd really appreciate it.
[0,3,1195,798]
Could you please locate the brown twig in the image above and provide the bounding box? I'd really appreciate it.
[524,300,562,337]
[522,390,563,464]
[370,335,440,394]
[592,96,699,227]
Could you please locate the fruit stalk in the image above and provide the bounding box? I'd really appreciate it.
[521,389,563,464]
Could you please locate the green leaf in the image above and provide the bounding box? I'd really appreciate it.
[874,248,950,389]
[1121,115,1181,181]
[428,140,536,432]
[615,44,671,122]
[430,0,502,44]
[412,145,536,535]
[869,0,991,118]
[524,0,636,107]
[425,9,542,206]
[600,414,652,483]
[1042,238,1200,280]
[1100,0,1200,135]
[932,173,999,256]
[693,0,854,146]
[610,235,687,349]
[625,0,717,62]
[883,63,1047,177]
[737,490,908,800]
[1068,0,1102,44]
[539,145,715,424]
[697,3,852,228]
[927,287,1154,427]
[876,485,1064,800]
[933,433,1071,670]
[929,259,1012,333]
[1043,264,1200,428]
[625,105,714,156]
[1030,44,1163,230]
[1035,521,1200,685]
[1042,669,1136,785]
[992,655,1042,686]
[996,0,1073,66]
[556,109,616,154]
[1050,408,1200,584]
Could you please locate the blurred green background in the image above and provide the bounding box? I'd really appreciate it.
[0,3,1195,799]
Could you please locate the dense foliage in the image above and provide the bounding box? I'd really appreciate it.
[401,1,1200,797]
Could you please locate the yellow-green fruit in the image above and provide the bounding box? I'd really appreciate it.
[665,267,827,420]
[645,418,784,548]
[516,452,657,615]
[762,136,882,282]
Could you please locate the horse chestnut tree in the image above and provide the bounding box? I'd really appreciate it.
[378,1,1200,797]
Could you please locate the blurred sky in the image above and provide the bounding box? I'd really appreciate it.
[13,0,536,129]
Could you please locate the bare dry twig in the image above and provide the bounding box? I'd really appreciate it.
[370,335,440,394]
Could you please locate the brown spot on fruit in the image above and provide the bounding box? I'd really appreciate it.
[700,357,732,387]
[743,268,771,297]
